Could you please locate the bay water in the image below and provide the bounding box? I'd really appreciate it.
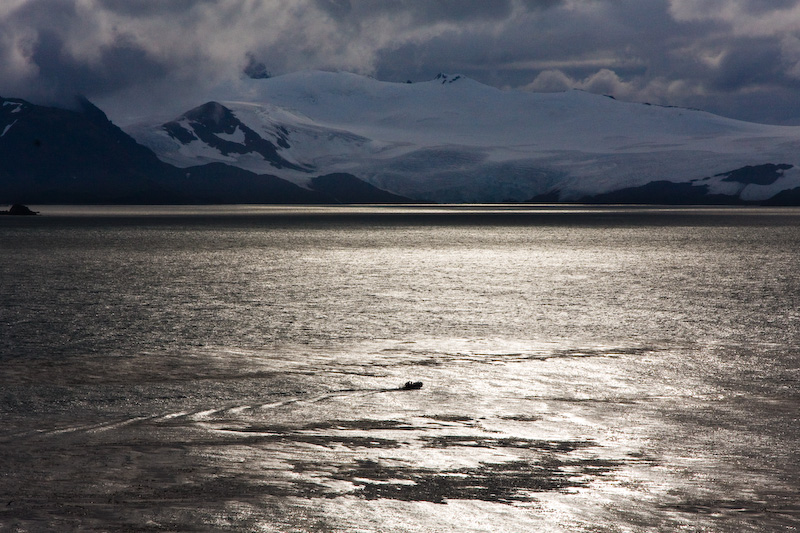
[1,205,798,531]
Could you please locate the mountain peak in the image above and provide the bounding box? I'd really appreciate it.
[75,95,123,129]
[433,73,466,84]
[243,53,271,80]
[182,101,233,127]
[161,100,307,172]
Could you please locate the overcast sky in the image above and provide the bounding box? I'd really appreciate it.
[3,0,800,125]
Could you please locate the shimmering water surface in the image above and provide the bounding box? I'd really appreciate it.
[1,205,799,532]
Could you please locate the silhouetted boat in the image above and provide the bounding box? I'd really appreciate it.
[402,381,423,390]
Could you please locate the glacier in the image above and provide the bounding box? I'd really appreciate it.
[127,71,800,203]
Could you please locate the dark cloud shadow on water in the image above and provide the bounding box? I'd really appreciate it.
[0,411,623,530]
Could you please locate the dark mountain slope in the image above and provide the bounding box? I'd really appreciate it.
[0,97,409,204]
[177,163,330,204]
[309,173,412,203]
[0,96,176,203]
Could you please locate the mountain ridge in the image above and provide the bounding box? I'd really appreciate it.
[128,70,800,204]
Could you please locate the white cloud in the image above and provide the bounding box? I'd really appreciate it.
[526,68,642,97]
[524,67,710,113]
[525,69,573,92]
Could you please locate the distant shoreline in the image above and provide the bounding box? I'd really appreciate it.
[10,204,800,228]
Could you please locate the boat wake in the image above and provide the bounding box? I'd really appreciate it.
[3,385,423,441]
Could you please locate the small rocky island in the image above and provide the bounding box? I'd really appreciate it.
[0,204,38,215]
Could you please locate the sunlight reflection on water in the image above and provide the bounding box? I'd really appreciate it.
[1,206,799,531]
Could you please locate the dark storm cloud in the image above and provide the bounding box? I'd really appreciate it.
[2,0,800,124]
[519,0,565,9]
[313,0,517,23]
[374,1,664,83]
[0,0,171,107]
[29,30,168,104]
[0,0,234,115]
[705,38,785,91]
[512,0,800,123]
[95,0,217,16]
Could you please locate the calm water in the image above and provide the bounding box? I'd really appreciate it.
[1,205,798,532]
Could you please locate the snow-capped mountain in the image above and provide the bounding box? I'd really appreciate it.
[128,70,800,203]
[0,96,411,204]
